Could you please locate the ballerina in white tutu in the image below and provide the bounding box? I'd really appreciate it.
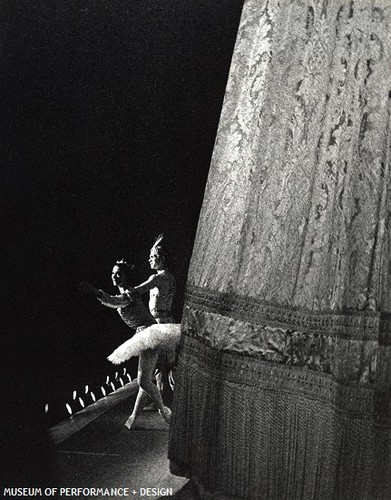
[107,321,181,428]
[78,259,180,428]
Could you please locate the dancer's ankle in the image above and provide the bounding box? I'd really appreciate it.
[158,406,172,424]
[125,414,136,429]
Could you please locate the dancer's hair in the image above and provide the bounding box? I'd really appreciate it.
[114,259,135,281]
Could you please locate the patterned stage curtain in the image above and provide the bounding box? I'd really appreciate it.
[168,1,391,499]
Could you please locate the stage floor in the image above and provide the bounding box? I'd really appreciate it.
[48,383,192,499]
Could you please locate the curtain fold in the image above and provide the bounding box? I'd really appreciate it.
[169,1,391,498]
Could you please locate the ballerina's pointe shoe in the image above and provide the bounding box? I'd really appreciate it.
[159,406,172,424]
[124,415,136,429]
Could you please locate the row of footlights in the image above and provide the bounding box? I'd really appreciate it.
[45,368,132,419]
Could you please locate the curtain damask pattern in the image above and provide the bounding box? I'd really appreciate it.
[169,1,391,499]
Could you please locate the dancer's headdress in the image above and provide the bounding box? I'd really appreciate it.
[150,234,170,264]
[151,234,164,253]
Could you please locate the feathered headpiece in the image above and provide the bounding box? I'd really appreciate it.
[150,234,170,265]
[151,233,164,253]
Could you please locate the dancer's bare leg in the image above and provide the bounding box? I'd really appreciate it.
[138,349,165,410]
[124,387,149,429]
[139,349,171,423]
[125,349,171,428]
[125,354,153,429]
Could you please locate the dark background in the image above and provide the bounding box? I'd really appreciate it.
[0,0,243,469]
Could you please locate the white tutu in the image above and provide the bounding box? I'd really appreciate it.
[107,323,181,365]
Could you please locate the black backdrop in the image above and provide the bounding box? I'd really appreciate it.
[1,0,243,464]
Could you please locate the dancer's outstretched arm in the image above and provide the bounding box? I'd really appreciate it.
[134,274,160,294]
[97,290,133,308]
[78,281,134,308]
